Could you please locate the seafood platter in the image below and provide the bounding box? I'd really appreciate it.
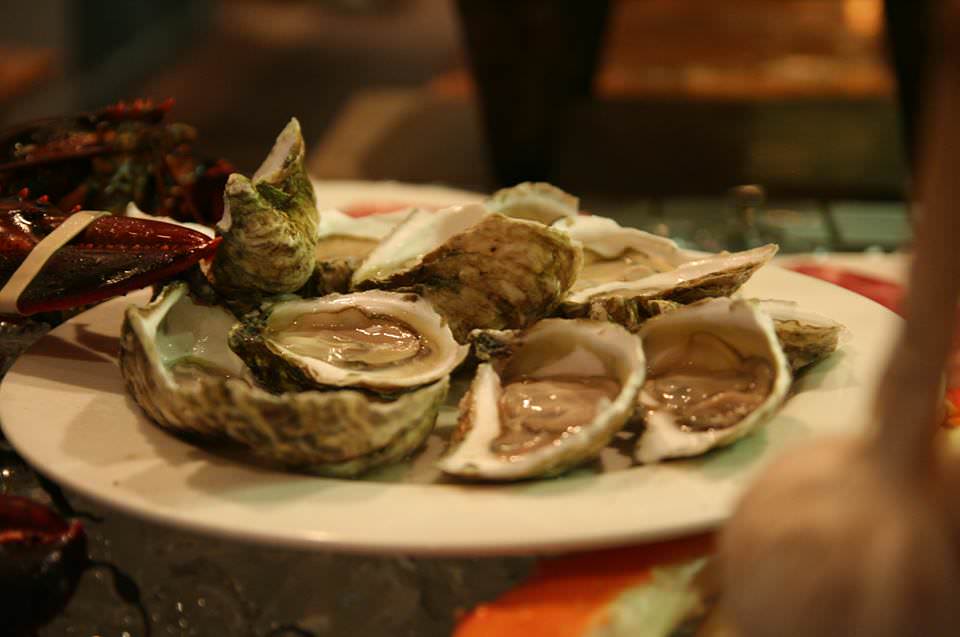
[0,105,850,485]
[0,102,900,554]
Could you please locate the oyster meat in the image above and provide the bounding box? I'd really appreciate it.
[553,215,691,291]
[210,118,318,306]
[485,181,579,224]
[634,298,791,463]
[119,282,448,476]
[352,204,582,341]
[561,244,778,331]
[439,319,645,480]
[228,290,468,393]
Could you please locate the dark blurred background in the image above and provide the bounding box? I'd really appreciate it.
[0,0,911,251]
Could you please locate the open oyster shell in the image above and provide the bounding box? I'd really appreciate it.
[310,207,413,295]
[561,244,778,330]
[553,215,691,291]
[228,290,467,393]
[119,282,447,476]
[438,319,645,480]
[351,204,582,341]
[210,118,318,306]
[485,182,579,224]
[634,298,791,464]
[648,298,845,372]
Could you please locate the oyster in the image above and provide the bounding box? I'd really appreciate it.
[310,207,413,294]
[438,319,645,480]
[634,298,791,464]
[561,244,778,331]
[119,282,447,476]
[756,299,845,371]
[485,181,578,224]
[228,290,468,393]
[553,215,691,291]
[210,118,318,305]
[352,204,582,341]
[645,298,845,372]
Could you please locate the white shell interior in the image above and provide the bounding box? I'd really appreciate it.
[438,319,645,480]
[635,298,791,463]
[264,290,468,391]
[351,203,489,285]
[567,244,778,304]
[485,182,579,224]
[553,215,687,263]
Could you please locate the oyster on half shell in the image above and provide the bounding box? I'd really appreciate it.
[438,319,645,480]
[645,298,845,372]
[119,282,447,476]
[561,244,778,331]
[553,215,691,291]
[228,290,468,393]
[351,204,582,341]
[634,298,791,464]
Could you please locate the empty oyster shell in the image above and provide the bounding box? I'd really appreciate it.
[119,282,447,476]
[553,215,691,291]
[352,204,582,341]
[634,298,791,463]
[561,244,778,330]
[439,319,645,480]
[210,118,318,306]
[485,182,578,224]
[228,290,468,393]
[755,299,845,371]
[310,207,413,294]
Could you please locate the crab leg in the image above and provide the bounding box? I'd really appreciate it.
[0,200,220,315]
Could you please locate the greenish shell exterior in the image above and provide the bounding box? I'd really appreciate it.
[356,214,582,342]
[119,282,447,476]
[210,118,318,308]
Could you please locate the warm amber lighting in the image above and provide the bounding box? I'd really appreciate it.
[844,0,883,38]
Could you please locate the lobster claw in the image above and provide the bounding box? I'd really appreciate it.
[0,197,220,315]
[0,495,88,633]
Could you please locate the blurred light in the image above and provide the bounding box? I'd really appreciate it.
[844,0,883,38]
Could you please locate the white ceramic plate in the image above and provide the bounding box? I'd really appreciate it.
[0,265,898,556]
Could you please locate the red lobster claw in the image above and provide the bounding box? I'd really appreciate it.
[0,197,220,315]
[0,495,87,633]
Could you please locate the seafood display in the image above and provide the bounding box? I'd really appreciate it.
[1,106,846,482]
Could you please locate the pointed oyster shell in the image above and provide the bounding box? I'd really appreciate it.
[634,298,791,463]
[228,290,468,393]
[210,118,318,305]
[561,244,778,330]
[351,204,582,341]
[119,282,447,476]
[439,319,645,480]
[485,182,579,224]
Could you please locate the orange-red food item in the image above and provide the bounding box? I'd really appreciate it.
[454,534,713,637]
